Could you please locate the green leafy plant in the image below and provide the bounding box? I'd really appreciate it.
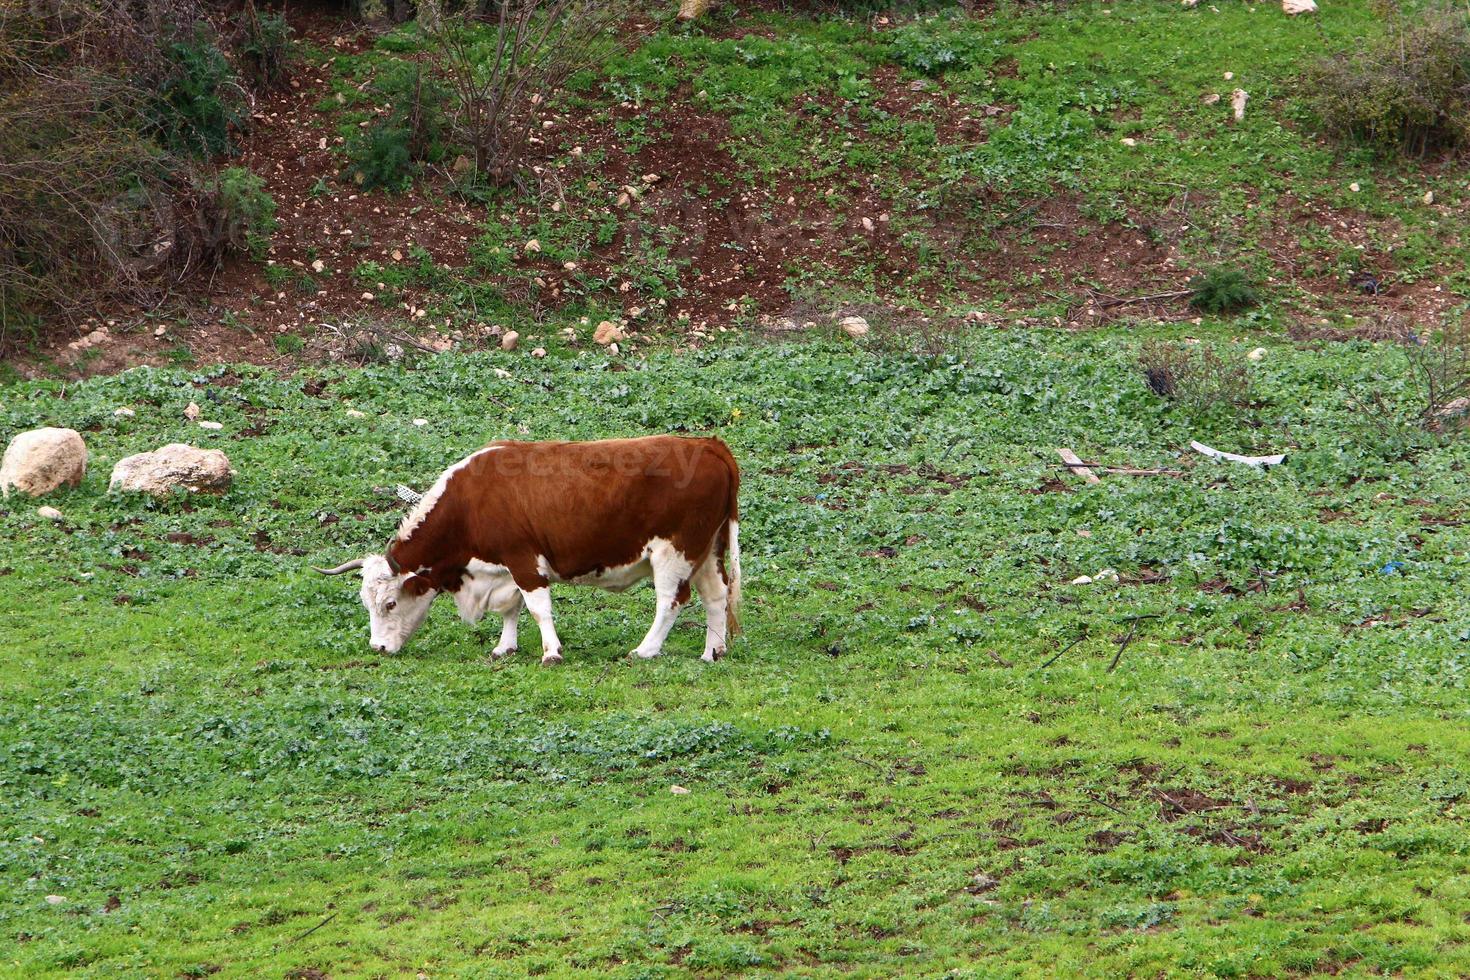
[344,64,449,191]
[209,166,278,260]
[152,28,245,156]
[1188,266,1260,316]
[237,2,294,90]
[1302,5,1470,155]
[888,15,987,76]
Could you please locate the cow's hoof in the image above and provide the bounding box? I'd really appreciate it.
[631,647,662,660]
[701,647,726,663]
[540,651,563,666]
[491,646,517,660]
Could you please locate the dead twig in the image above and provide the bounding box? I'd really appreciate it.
[1037,630,1088,671]
[282,911,338,947]
[1108,614,1161,673]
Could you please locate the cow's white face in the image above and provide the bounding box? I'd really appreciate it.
[358,555,437,653]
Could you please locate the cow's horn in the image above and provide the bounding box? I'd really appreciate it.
[313,557,367,575]
[396,484,423,504]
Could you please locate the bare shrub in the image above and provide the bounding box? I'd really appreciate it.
[423,2,645,188]
[1402,313,1470,429]
[1303,4,1470,155]
[1138,341,1251,414]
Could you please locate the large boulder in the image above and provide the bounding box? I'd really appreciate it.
[109,444,233,495]
[0,427,87,498]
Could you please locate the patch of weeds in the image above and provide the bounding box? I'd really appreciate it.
[208,167,278,261]
[273,333,305,355]
[153,27,245,157]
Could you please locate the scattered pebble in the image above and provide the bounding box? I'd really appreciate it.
[1070,575,1094,586]
[412,418,429,427]
[346,409,367,418]
[838,315,870,339]
[114,407,135,417]
[45,895,65,905]
[669,785,690,795]
[531,347,548,358]
[37,506,63,521]
[501,330,520,352]
[184,401,201,420]
[1349,182,1361,192]
[198,421,224,431]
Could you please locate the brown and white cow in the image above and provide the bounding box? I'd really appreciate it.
[315,435,741,664]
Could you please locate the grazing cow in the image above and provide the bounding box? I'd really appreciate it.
[315,436,741,664]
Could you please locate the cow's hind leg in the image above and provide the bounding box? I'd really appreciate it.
[631,545,693,659]
[491,597,521,659]
[692,552,729,663]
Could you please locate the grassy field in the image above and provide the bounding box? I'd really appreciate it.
[4,326,1470,977]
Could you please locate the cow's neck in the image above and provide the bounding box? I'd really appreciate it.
[390,505,458,576]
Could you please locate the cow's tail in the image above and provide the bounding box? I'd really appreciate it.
[716,439,743,637]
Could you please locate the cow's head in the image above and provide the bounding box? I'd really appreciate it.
[315,553,438,653]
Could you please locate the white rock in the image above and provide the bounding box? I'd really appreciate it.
[593,320,625,345]
[1231,89,1248,122]
[493,368,512,379]
[1070,575,1094,586]
[412,418,429,427]
[198,420,224,431]
[501,330,520,352]
[1349,182,1361,192]
[184,401,201,420]
[114,407,135,417]
[1247,347,1267,361]
[669,785,690,795]
[531,347,548,358]
[838,315,870,339]
[1282,0,1316,13]
[524,239,541,254]
[346,409,367,418]
[45,895,65,905]
[37,506,63,521]
[1094,568,1120,583]
[109,444,233,495]
[0,428,87,498]
[1423,191,1435,205]
[1120,137,1138,147]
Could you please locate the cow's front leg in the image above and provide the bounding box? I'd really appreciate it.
[519,584,562,665]
[632,556,692,659]
[491,599,521,659]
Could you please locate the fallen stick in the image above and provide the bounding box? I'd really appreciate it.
[1056,448,1101,484]
[1190,441,1286,467]
[1053,464,1185,477]
[1037,631,1088,671]
[1094,289,1193,309]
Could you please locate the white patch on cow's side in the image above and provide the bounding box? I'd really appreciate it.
[396,445,503,541]
[452,558,520,624]
[631,539,695,659]
[358,555,437,653]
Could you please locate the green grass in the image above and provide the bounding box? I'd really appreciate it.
[4,328,1470,976]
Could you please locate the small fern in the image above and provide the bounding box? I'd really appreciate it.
[1188,266,1260,316]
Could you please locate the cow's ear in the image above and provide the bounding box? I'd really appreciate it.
[403,574,435,597]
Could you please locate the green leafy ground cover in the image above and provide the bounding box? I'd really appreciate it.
[4,329,1470,976]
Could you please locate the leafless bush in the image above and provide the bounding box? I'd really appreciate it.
[1402,313,1470,430]
[1138,340,1252,414]
[423,2,646,188]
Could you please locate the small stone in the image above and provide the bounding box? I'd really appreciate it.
[361,292,375,301]
[1349,182,1361,193]
[1119,137,1138,147]
[593,320,624,345]
[531,347,547,358]
[311,259,325,273]
[1201,92,1221,105]
[1094,568,1119,583]
[1247,347,1267,361]
[669,785,690,795]
[524,239,541,254]
[198,420,224,431]
[1423,191,1435,205]
[861,216,875,231]
[1223,71,1234,80]
[1070,575,1093,585]
[1231,89,1248,122]
[37,506,63,521]
[412,418,429,427]
[346,409,367,418]
[45,895,65,905]
[501,330,520,352]
[184,401,201,420]
[391,249,404,261]
[1282,0,1316,13]
[114,407,135,417]
[838,315,870,339]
